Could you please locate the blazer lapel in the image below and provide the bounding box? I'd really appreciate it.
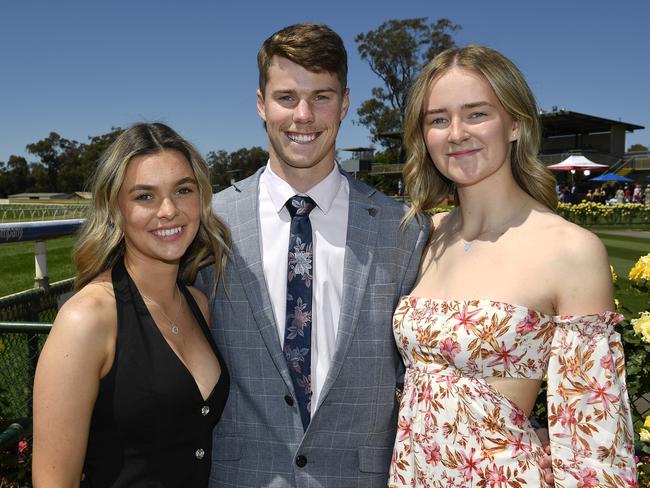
[226,170,295,390]
[316,173,380,409]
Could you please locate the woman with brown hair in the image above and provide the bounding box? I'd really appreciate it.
[390,46,636,486]
[33,123,230,487]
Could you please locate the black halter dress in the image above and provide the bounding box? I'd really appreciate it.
[81,258,229,487]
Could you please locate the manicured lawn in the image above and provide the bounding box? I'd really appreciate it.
[594,232,649,317]
[0,231,647,307]
[0,237,76,297]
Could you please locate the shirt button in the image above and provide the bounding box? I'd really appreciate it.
[295,454,307,467]
[195,448,205,460]
[284,395,295,406]
[201,405,210,416]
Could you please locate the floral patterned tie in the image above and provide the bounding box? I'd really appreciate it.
[284,195,316,431]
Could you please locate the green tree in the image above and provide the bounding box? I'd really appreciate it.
[0,156,32,196]
[628,143,648,152]
[355,17,460,155]
[206,150,231,190]
[23,128,123,193]
[26,132,82,192]
[0,162,9,197]
[75,128,123,190]
[230,147,268,178]
[207,147,268,191]
[29,163,51,192]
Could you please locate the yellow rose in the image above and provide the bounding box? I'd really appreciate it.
[641,428,650,443]
[629,253,650,283]
[610,265,618,284]
[632,312,650,343]
[614,298,621,313]
[645,415,650,429]
[0,339,4,354]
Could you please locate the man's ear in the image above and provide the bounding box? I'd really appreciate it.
[510,120,520,142]
[256,89,266,122]
[340,88,350,121]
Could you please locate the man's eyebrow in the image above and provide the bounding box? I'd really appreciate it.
[271,88,339,96]
[127,176,197,193]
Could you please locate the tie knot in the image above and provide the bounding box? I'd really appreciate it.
[286,195,316,218]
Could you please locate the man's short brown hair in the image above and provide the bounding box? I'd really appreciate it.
[257,23,348,96]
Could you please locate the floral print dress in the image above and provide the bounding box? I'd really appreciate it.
[389,297,637,488]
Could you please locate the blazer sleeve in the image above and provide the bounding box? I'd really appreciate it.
[546,312,637,487]
[398,212,430,298]
[193,265,213,296]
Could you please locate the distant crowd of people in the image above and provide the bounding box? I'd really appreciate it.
[558,183,650,205]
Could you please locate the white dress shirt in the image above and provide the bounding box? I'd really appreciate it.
[259,162,349,412]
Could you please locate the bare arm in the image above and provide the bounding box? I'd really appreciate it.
[533,224,613,484]
[542,226,633,484]
[32,290,115,487]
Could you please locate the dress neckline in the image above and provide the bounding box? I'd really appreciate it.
[399,295,620,321]
[116,257,225,403]
[136,284,224,403]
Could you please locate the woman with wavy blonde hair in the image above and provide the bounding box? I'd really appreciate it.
[403,44,557,226]
[33,123,231,487]
[390,46,636,486]
[73,123,229,291]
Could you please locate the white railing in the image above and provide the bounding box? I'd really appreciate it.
[0,219,85,289]
[0,204,88,223]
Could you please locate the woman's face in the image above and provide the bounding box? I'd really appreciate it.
[422,67,519,188]
[117,149,201,265]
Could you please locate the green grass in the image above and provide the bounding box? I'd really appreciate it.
[0,231,647,304]
[597,234,650,269]
[0,237,75,297]
[594,232,649,317]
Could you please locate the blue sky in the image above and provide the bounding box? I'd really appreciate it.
[1,0,649,164]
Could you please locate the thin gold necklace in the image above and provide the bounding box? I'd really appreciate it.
[141,286,182,335]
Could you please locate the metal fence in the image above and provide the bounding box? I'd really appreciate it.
[0,217,80,485]
[0,281,70,485]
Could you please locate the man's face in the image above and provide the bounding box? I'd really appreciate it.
[257,56,349,186]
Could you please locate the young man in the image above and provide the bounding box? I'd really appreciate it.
[197,23,427,487]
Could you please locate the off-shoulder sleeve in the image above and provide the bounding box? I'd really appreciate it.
[546,312,638,487]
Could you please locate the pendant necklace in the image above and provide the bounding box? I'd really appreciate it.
[141,286,182,335]
[459,213,522,253]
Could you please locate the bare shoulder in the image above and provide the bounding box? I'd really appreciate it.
[420,211,453,267]
[431,210,451,230]
[531,212,613,314]
[536,213,608,266]
[39,270,117,379]
[186,285,210,322]
[51,272,116,342]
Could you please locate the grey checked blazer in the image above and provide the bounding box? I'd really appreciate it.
[197,167,428,487]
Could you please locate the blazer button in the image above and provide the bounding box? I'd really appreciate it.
[284,395,295,406]
[295,455,307,467]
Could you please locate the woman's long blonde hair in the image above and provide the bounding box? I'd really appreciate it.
[403,45,557,225]
[73,122,230,290]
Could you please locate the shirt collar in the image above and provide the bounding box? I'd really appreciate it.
[260,162,345,215]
